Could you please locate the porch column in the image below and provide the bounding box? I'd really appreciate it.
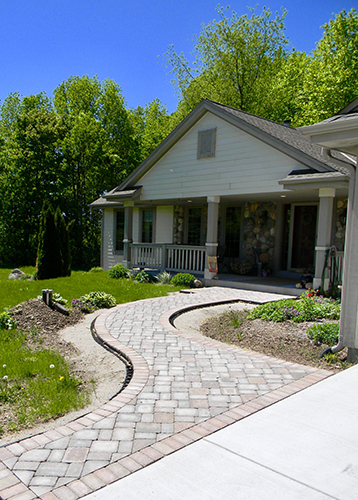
[123,201,134,268]
[313,188,335,289]
[204,196,220,280]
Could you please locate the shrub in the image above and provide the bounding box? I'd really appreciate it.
[0,310,16,330]
[36,202,62,280]
[156,271,171,284]
[307,322,339,346]
[108,263,129,279]
[248,295,340,323]
[71,299,96,314]
[89,267,104,273]
[170,273,196,287]
[81,291,116,309]
[52,293,68,306]
[135,270,151,283]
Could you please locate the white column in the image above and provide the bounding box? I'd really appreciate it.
[339,168,358,358]
[123,201,134,268]
[313,188,335,289]
[204,196,220,280]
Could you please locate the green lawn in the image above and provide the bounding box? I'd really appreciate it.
[0,267,180,311]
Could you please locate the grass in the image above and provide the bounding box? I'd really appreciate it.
[0,327,89,433]
[0,267,180,311]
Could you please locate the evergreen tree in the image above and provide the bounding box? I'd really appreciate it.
[55,206,71,277]
[36,203,62,280]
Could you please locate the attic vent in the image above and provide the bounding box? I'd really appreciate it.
[197,128,216,159]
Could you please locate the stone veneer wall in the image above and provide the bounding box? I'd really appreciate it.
[333,198,347,251]
[173,205,184,244]
[242,202,276,269]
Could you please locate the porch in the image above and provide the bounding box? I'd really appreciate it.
[130,243,344,297]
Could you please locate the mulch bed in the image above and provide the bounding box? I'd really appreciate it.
[200,312,348,372]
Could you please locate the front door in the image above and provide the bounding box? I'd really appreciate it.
[290,204,317,269]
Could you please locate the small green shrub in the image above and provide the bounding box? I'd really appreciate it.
[52,293,68,305]
[0,310,16,330]
[81,291,116,309]
[170,273,196,288]
[307,322,339,346]
[156,271,171,284]
[108,263,129,279]
[89,267,104,273]
[135,270,151,283]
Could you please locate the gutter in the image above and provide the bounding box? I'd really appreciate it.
[320,148,356,356]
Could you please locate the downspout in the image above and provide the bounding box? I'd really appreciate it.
[319,148,356,357]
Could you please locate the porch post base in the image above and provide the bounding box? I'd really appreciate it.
[347,348,358,363]
[204,269,219,280]
[313,277,321,289]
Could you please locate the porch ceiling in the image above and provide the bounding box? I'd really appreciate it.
[132,186,348,207]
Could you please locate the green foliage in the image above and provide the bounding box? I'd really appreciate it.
[131,99,173,162]
[225,309,249,329]
[78,291,116,309]
[0,328,88,433]
[55,206,71,277]
[166,5,288,115]
[89,267,104,272]
[0,310,16,330]
[52,293,68,306]
[0,267,179,312]
[295,9,358,126]
[165,6,358,126]
[156,270,172,284]
[170,273,196,287]
[36,202,63,280]
[134,270,153,283]
[108,263,129,279]
[248,295,340,323]
[307,322,339,346]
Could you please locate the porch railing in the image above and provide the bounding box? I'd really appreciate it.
[130,244,206,274]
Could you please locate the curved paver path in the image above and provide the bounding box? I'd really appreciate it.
[0,288,331,500]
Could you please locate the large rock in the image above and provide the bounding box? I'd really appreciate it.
[8,269,25,280]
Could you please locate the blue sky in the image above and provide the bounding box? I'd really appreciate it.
[1,0,354,113]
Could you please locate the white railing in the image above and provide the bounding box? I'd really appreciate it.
[131,244,164,269]
[130,244,206,274]
[166,245,206,273]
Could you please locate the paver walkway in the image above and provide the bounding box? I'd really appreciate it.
[0,288,331,500]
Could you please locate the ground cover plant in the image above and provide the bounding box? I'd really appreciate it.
[0,326,89,435]
[201,293,348,371]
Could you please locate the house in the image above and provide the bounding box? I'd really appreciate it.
[91,99,353,293]
[300,97,358,362]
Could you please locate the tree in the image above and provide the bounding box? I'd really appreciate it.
[36,203,62,280]
[296,8,358,125]
[55,206,72,277]
[165,5,288,115]
[0,93,65,266]
[131,99,172,162]
[53,75,140,268]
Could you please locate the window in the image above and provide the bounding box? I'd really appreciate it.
[142,209,154,243]
[187,207,202,246]
[197,128,216,159]
[115,210,125,252]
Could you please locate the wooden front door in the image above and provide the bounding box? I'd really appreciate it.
[290,204,317,269]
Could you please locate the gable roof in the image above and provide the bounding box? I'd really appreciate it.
[106,99,351,199]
